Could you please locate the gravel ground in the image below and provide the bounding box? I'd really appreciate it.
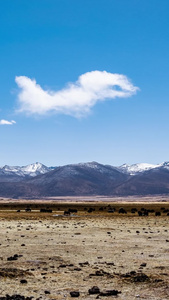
[0,207,169,299]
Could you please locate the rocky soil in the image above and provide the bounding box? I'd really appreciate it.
[0,202,169,299]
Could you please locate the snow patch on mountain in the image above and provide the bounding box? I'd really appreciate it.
[160,161,169,170]
[117,163,160,175]
[21,162,49,176]
[0,162,52,177]
[78,162,103,169]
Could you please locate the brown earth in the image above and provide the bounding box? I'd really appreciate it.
[0,199,169,299]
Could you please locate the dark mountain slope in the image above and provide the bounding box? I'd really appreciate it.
[114,167,169,195]
[27,162,129,196]
[0,182,37,198]
[0,162,169,198]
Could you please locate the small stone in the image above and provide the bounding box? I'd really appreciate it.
[140,263,147,267]
[7,256,17,261]
[99,290,121,296]
[20,279,27,284]
[70,291,80,297]
[88,286,100,294]
[44,291,50,294]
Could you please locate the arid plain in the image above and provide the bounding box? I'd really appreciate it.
[0,198,169,299]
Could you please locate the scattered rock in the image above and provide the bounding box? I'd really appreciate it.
[7,256,18,261]
[99,290,121,296]
[120,271,150,282]
[59,264,67,268]
[140,263,147,267]
[40,209,52,213]
[20,279,27,284]
[70,291,80,297]
[89,269,113,277]
[79,261,89,267]
[44,291,50,294]
[119,208,127,214]
[88,286,100,294]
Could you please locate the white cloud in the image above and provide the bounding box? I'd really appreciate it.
[15,70,139,117]
[0,120,16,125]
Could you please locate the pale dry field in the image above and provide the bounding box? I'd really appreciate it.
[0,202,169,299]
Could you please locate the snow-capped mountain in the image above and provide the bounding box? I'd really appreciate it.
[117,163,159,175]
[0,161,169,197]
[117,162,169,175]
[0,162,54,179]
[19,162,51,176]
[1,161,169,179]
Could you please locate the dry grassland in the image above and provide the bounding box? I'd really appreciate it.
[0,200,169,299]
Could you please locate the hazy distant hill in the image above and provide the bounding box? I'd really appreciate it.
[0,161,169,198]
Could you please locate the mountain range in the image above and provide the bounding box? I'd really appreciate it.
[0,161,169,198]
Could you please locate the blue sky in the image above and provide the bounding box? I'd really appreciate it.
[0,0,169,166]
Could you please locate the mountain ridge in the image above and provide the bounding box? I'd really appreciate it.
[0,161,169,198]
[1,160,169,177]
